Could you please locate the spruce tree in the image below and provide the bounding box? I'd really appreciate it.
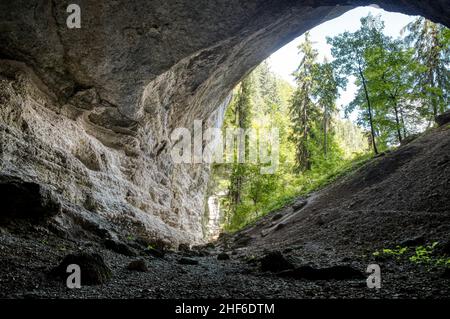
[289,32,320,171]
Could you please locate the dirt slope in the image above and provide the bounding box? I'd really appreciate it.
[222,124,450,257]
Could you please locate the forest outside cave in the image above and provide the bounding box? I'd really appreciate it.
[204,6,450,237]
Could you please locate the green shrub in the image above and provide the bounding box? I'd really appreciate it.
[409,242,439,264]
[373,242,450,268]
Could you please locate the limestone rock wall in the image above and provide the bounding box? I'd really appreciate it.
[0,0,448,246]
[0,60,229,246]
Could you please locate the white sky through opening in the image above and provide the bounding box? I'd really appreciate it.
[267,6,418,120]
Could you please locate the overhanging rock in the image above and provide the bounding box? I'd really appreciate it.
[0,0,448,246]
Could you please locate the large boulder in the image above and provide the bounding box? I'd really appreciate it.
[50,253,112,285]
[260,251,294,272]
[127,259,148,272]
[103,239,137,257]
[0,175,60,221]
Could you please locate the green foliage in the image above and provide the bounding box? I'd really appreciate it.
[224,151,371,232]
[373,246,409,259]
[372,242,450,268]
[226,75,254,220]
[211,14,449,234]
[216,53,371,233]
[289,32,320,171]
[328,14,449,151]
[364,38,423,146]
[409,242,439,264]
[328,13,388,154]
[403,17,450,119]
[435,258,450,267]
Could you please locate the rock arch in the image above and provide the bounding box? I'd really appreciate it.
[0,0,448,246]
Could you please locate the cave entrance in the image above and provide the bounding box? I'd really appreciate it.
[0,1,448,250]
[204,5,449,241]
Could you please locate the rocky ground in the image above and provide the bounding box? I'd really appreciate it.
[0,121,449,299]
[0,226,449,299]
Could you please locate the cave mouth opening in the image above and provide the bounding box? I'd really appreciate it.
[0,1,448,252]
[203,5,449,243]
[1,2,450,300]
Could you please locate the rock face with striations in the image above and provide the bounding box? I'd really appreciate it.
[0,1,449,247]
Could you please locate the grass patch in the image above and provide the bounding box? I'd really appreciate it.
[372,242,450,268]
[224,153,373,233]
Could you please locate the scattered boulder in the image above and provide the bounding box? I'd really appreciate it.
[260,229,270,237]
[292,199,307,211]
[260,251,294,272]
[0,175,60,221]
[50,253,111,285]
[178,243,208,257]
[134,237,151,248]
[191,243,215,255]
[127,259,148,272]
[134,237,169,257]
[204,242,216,250]
[435,110,450,127]
[217,232,232,243]
[272,213,283,221]
[143,246,165,258]
[193,249,210,257]
[217,252,230,260]
[178,257,199,265]
[261,222,286,237]
[178,243,191,252]
[104,239,137,257]
[399,235,425,247]
[233,234,253,248]
[277,265,364,280]
[435,239,450,256]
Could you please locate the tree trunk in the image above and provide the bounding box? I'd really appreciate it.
[429,69,438,118]
[323,105,328,158]
[228,81,249,219]
[359,68,378,154]
[399,105,407,138]
[302,95,310,170]
[430,24,440,117]
[392,101,403,143]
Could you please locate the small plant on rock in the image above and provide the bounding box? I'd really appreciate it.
[409,242,439,264]
[373,246,408,260]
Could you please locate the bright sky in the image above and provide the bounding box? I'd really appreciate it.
[268,6,418,117]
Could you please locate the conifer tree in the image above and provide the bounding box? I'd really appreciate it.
[290,32,320,171]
